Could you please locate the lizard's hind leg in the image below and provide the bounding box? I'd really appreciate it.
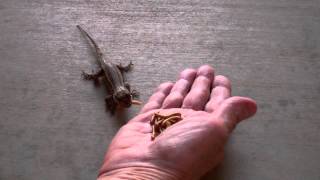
[82,68,104,80]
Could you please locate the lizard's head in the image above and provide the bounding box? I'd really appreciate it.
[114,90,132,108]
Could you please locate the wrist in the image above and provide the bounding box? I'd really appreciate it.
[98,166,181,180]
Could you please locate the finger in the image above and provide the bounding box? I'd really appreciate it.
[140,82,174,114]
[212,96,257,132]
[162,68,197,108]
[182,65,214,110]
[205,75,231,113]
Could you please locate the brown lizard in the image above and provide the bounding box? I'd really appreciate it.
[77,25,141,114]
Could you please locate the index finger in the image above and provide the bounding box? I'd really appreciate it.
[139,82,173,114]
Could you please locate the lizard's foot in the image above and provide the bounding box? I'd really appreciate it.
[124,82,139,98]
[117,61,134,73]
[131,89,140,98]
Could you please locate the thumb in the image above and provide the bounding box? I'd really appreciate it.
[213,96,257,131]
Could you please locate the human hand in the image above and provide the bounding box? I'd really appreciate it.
[98,65,257,180]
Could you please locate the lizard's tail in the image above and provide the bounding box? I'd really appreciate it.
[77,25,103,62]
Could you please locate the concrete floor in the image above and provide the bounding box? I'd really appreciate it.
[0,0,320,179]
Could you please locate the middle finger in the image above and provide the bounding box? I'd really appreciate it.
[182,65,214,110]
[161,68,197,108]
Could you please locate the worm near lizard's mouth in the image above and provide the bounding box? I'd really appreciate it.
[131,99,142,105]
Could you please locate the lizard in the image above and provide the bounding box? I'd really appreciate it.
[77,25,141,114]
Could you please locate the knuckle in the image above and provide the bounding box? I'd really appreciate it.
[194,76,211,86]
[149,92,165,101]
[180,68,197,79]
[193,87,209,97]
[163,92,184,107]
[170,91,184,101]
[157,82,173,91]
[171,79,191,94]
[197,65,215,77]
[205,103,214,112]
[182,98,194,108]
[214,75,231,89]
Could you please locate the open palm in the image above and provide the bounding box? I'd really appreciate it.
[99,65,257,180]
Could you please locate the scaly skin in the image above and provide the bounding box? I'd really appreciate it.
[77,25,139,113]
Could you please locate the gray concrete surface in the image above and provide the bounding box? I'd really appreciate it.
[0,0,320,179]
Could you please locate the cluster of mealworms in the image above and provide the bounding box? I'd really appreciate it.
[150,112,183,140]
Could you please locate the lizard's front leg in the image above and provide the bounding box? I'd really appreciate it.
[105,95,117,114]
[117,61,133,73]
[82,68,104,81]
[131,89,140,98]
[125,82,140,98]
